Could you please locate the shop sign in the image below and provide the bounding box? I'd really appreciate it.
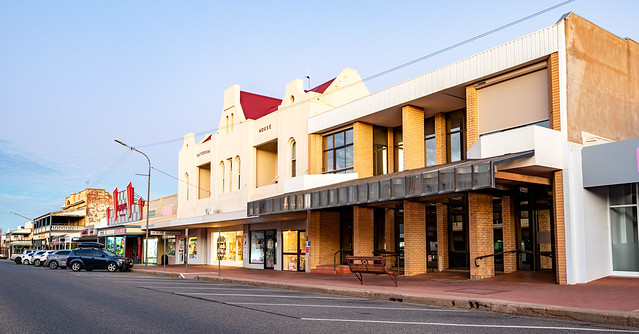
[258,124,271,133]
[150,231,164,236]
[107,182,145,226]
[196,149,210,157]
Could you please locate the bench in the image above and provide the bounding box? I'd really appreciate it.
[345,255,398,287]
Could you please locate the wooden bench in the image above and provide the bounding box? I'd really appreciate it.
[345,255,398,287]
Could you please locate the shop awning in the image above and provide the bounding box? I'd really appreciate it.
[582,138,639,188]
[248,150,534,217]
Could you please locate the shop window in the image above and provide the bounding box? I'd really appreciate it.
[609,184,639,272]
[446,109,466,163]
[424,117,436,166]
[373,126,388,176]
[197,163,211,199]
[393,126,403,172]
[214,231,243,263]
[322,128,353,174]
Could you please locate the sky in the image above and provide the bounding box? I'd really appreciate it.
[1,0,638,233]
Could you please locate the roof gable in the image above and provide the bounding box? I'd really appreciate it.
[305,78,335,94]
[240,91,282,120]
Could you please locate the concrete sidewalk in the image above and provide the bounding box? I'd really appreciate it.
[132,264,639,328]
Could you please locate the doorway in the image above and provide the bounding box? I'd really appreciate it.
[516,187,554,272]
[282,230,306,272]
[264,230,277,269]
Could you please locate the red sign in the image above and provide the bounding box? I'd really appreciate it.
[127,182,134,218]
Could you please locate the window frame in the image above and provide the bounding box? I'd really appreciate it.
[322,128,354,174]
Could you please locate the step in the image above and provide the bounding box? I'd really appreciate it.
[311,265,351,275]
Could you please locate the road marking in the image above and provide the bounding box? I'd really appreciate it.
[301,318,639,332]
[178,293,352,300]
[141,286,265,290]
[230,303,469,312]
[73,274,158,278]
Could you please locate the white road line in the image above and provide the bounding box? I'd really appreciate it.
[141,286,265,290]
[178,293,352,300]
[229,303,469,312]
[302,318,639,333]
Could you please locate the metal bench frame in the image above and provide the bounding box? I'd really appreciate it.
[345,255,398,287]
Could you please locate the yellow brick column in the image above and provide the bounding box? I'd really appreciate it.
[502,196,517,274]
[553,171,567,284]
[308,211,320,270]
[353,206,374,256]
[308,210,341,269]
[465,85,479,150]
[387,128,395,173]
[468,193,494,280]
[308,134,322,174]
[353,122,373,178]
[385,208,396,266]
[404,200,427,276]
[402,106,425,170]
[436,203,449,271]
[548,52,561,131]
[434,113,447,165]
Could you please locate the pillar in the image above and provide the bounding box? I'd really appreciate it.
[548,52,561,131]
[353,206,374,256]
[502,195,517,274]
[404,200,427,276]
[436,203,449,271]
[465,85,479,150]
[308,134,322,174]
[401,106,425,170]
[353,122,373,178]
[434,113,447,165]
[468,193,494,280]
[308,210,340,269]
[553,171,567,284]
[384,208,396,266]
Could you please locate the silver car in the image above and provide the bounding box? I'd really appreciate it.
[44,250,71,269]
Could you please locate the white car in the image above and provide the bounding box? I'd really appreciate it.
[34,250,55,267]
[10,249,34,264]
[21,251,39,265]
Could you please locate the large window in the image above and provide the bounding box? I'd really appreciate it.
[322,128,353,174]
[610,184,639,272]
[373,126,388,176]
[198,163,211,199]
[393,127,403,172]
[424,117,436,166]
[446,109,466,163]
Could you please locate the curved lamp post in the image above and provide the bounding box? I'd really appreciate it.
[115,139,151,269]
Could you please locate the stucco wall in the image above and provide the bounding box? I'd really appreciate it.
[565,14,639,143]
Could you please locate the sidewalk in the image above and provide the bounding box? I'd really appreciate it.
[132,264,639,328]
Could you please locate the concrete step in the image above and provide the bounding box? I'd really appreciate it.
[311,265,351,274]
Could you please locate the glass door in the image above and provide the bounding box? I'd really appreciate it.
[516,187,554,272]
[264,230,277,269]
[282,230,306,272]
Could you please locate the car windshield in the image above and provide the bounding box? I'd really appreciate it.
[102,250,116,257]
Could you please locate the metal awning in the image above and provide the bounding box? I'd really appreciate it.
[247,150,534,217]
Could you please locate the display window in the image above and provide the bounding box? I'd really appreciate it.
[213,231,243,265]
[250,231,265,264]
[143,238,158,264]
[106,236,125,257]
[188,237,198,260]
[282,230,306,272]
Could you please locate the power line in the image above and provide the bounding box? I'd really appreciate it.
[120,1,574,150]
[152,167,210,194]
[91,150,131,187]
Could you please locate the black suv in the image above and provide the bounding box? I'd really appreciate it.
[66,248,134,272]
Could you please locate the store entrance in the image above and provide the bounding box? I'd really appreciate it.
[264,230,277,270]
[516,187,554,272]
[282,230,306,272]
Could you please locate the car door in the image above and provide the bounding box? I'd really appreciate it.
[91,249,108,269]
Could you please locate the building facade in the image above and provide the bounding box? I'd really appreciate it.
[155,13,638,284]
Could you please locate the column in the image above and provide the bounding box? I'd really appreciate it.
[501,195,517,274]
[401,106,425,170]
[404,200,427,276]
[468,193,494,280]
[353,122,373,178]
[384,208,396,266]
[553,171,567,284]
[465,85,479,149]
[353,206,374,256]
[434,113,446,165]
[308,210,340,269]
[436,203,449,271]
[307,134,322,174]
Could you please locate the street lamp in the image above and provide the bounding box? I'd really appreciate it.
[8,211,35,252]
[115,139,151,269]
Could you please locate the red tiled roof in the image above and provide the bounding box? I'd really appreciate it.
[305,78,335,94]
[240,91,282,120]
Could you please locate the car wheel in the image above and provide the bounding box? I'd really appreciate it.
[34,259,41,266]
[22,259,29,265]
[71,262,82,272]
[15,258,21,264]
[49,261,58,269]
[107,262,118,272]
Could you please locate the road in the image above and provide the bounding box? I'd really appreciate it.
[0,260,636,333]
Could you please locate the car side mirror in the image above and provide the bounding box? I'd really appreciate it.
[101,254,106,258]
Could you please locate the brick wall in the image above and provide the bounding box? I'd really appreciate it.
[468,193,494,280]
[553,171,567,284]
[85,189,112,225]
[501,196,517,274]
[387,128,395,173]
[308,210,340,269]
[384,208,396,266]
[353,206,374,256]
[436,203,448,271]
[353,122,373,178]
[434,113,447,165]
[404,200,427,276]
[548,52,561,131]
[465,86,479,149]
[308,134,322,174]
[401,105,425,170]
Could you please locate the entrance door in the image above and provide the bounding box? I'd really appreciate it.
[425,204,438,270]
[282,230,306,272]
[516,187,554,271]
[264,230,277,269]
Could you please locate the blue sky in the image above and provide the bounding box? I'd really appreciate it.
[1,1,638,233]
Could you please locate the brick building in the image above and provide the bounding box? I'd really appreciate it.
[157,13,638,284]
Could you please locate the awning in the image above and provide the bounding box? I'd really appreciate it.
[248,151,534,217]
[582,138,639,188]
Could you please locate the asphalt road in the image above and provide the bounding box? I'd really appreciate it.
[0,260,636,334]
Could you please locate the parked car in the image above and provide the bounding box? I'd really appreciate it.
[10,249,34,264]
[44,250,71,269]
[21,250,40,265]
[28,251,47,266]
[34,250,56,267]
[66,248,134,272]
